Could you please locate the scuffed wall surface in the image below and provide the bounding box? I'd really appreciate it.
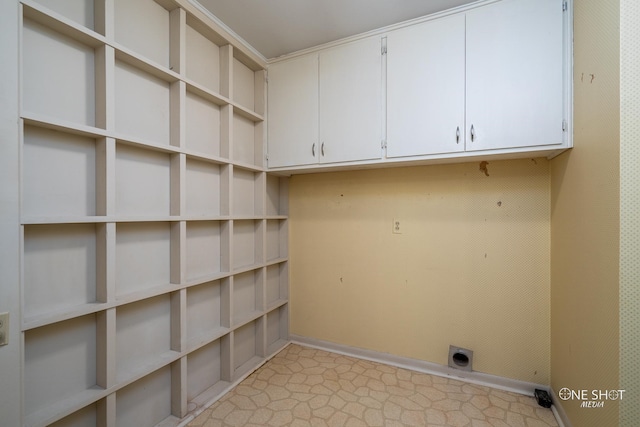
[290,158,550,383]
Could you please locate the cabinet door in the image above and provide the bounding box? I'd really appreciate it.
[267,54,319,168]
[386,14,465,158]
[319,37,383,164]
[465,0,564,151]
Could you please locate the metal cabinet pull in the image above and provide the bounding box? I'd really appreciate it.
[312,143,316,156]
[321,142,325,156]
[470,125,476,142]
[456,126,460,144]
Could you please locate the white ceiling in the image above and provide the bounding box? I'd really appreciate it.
[193,0,479,60]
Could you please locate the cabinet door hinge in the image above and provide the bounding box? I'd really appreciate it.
[562,119,567,132]
[381,139,387,149]
[562,1,568,12]
[381,38,387,55]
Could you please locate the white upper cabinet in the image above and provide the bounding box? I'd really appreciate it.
[267,37,384,168]
[267,0,570,171]
[386,14,466,158]
[465,0,564,151]
[319,37,383,164]
[267,53,319,168]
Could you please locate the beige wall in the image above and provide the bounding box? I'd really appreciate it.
[290,158,551,383]
[620,0,640,424]
[549,0,620,425]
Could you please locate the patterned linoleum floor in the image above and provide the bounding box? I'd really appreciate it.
[188,344,559,427]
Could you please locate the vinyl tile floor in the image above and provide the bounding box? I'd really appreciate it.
[187,344,559,427]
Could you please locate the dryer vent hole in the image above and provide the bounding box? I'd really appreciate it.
[448,345,473,372]
[452,352,469,367]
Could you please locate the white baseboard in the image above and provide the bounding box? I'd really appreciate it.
[550,387,572,427]
[291,334,549,396]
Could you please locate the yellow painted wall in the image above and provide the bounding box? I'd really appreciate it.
[549,0,620,425]
[290,158,550,383]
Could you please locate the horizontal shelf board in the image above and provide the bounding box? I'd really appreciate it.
[114,134,181,154]
[24,386,105,427]
[232,103,264,123]
[231,216,264,222]
[183,271,231,287]
[232,310,264,330]
[22,113,108,139]
[265,257,289,268]
[182,148,228,165]
[232,161,264,173]
[180,215,230,222]
[115,283,180,307]
[186,327,230,353]
[22,302,109,331]
[188,380,233,412]
[21,216,110,225]
[233,355,265,381]
[231,263,266,276]
[185,79,230,107]
[266,299,289,313]
[115,349,181,385]
[267,338,289,357]
[264,215,288,220]
[114,46,180,84]
[22,1,106,48]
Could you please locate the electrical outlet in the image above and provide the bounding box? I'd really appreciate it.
[0,312,8,346]
[393,218,402,234]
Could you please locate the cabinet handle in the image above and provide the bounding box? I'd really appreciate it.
[456,126,460,144]
[312,143,316,157]
[321,142,325,156]
[470,125,476,142]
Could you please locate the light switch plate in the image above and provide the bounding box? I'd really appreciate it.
[0,312,9,346]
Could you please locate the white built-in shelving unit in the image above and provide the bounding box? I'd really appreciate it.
[19,0,288,425]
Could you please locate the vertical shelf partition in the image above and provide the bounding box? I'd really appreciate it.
[19,0,289,426]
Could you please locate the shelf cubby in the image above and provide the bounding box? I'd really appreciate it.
[232,220,263,270]
[186,339,225,404]
[232,270,263,326]
[185,91,223,158]
[266,262,289,308]
[49,401,97,427]
[113,0,171,68]
[29,0,97,32]
[186,281,227,348]
[266,219,288,262]
[23,224,97,320]
[266,175,289,217]
[185,18,223,93]
[267,304,289,355]
[116,366,173,427]
[22,126,97,218]
[115,143,171,216]
[115,222,171,297]
[232,113,263,167]
[232,168,264,217]
[115,296,173,383]
[24,315,99,421]
[114,60,172,145]
[22,16,96,127]
[185,221,223,281]
[233,319,264,379]
[185,159,227,217]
